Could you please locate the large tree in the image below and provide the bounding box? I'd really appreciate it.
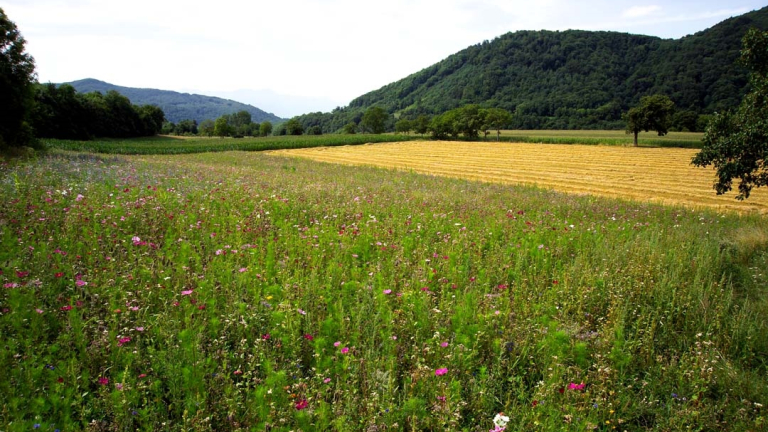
[624,94,675,146]
[692,28,768,199]
[0,7,37,149]
[482,107,513,141]
[361,106,388,134]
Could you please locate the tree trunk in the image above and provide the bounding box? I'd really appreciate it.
[633,131,638,147]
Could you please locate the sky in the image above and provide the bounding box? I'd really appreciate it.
[5,0,767,118]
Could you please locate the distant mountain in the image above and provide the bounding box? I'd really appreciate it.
[294,6,768,132]
[66,79,284,124]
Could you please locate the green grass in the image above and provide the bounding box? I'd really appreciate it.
[1,151,766,431]
[496,130,704,148]
[43,134,421,155]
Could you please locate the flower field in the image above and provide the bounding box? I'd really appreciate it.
[1,150,767,431]
[273,141,768,214]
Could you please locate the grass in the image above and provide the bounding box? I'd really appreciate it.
[1,150,766,431]
[41,130,703,156]
[43,134,421,155]
[273,141,768,214]
[496,130,704,148]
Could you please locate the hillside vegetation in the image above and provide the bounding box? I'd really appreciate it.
[294,6,768,132]
[67,79,283,124]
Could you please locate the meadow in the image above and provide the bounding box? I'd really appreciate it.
[273,141,768,214]
[1,148,767,431]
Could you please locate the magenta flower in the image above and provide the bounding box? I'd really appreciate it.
[440,342,449,348]
[181,290,193,296]
[117,337,131,347]
[383,289,392,294]
[295,399,308,410]
[567,382,585,391]
[323,378,331,383]
[98,377,109,385]
[334,341,341,347]
[76,194,84,201]
[341,347,349,354]
[435,368,448,376]
[303,334,314,341]
[75,280,87,287]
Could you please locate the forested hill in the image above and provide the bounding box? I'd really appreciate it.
[296,6,768,131]
[66,79,284,124]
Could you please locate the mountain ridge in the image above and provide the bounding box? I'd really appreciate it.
[294,6,768,132]
[66,78,284,124]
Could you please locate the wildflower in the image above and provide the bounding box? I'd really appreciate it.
[303,334,314,341]
[440,342,449,348]
[138,374,147,378]
[341,347,349,354]
[295,399,308,410]
[298,308,306,315]
[567,382,585,391]
[262,333,271,340]
[392,335,397,340]
[131,236,141,245]
[16,271,29,278]
[181,290,193,296]
[238,267,247,273]
[234,370,243,375]
[334,341,341,347]
[215,249,224,255]
[117,337,131,346]
[115,383,123,390]
[98,377,109,385]
[75,280,87,287]
[435,368,448,376]
[33,424,40,429]
[60,305,72,311]
[383,289,392,294]
[437,395,446,402]
[3,283,18,288]
[54,272,64,277]
[493,413,510,427]
[35,308,44,314]
[135,327,144,332]
[76,194,84,201]
[323,378,331,383]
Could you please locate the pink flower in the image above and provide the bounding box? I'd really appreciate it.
[75,280,87,287]
[135,327,144,332]
[115,383,123,391]
[341,347,349,354]
[435,368,448,376]
[35,308,44,314]
[60,305,72,311]
[298,308,306,315]
[76,194,84,201]
[3,283,18,288]
[295,399,308,410]
[567,382,585,391]
[181,290,193,296]
[132,236,141,245]
[98,377,109,385]
[238,267,247,273]
[261,333,270,340]
[323,378,331,383]
[440,342,449,348]
[334,341,341,347]
[117,337,131,346]
[234,370,243,375]
[383,289,392,294]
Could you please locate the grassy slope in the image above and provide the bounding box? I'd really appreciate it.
[0,152,766,431]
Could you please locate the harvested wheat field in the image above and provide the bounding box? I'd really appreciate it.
[272,140,768,213]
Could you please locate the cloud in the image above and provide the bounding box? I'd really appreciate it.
[622,5,661,18]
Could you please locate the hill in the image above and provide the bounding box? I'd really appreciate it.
[66,79,284,124]
[295,6,768,132]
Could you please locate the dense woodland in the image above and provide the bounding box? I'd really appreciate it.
[292,6,768,133]
[31,83,164,139]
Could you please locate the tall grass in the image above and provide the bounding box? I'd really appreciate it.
[0,151,765,431]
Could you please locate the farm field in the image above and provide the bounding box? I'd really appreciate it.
[1,150,767,431]
[496,130,703,147]
[273,141,768,214]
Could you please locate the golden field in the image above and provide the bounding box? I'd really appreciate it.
[271,140,768,213]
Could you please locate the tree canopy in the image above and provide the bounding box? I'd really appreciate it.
[0,7,37,149]
[692,28,768,199]
[623,94,675,146]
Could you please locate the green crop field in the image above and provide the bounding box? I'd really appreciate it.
[496,130,704,148]
[42,134,421,155]
[1,150,766,431]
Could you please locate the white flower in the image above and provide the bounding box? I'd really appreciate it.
[493,413,510,427]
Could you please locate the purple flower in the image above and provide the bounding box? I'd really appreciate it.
[435,368,448,376]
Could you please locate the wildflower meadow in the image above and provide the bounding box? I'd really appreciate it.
[1,150,766,431]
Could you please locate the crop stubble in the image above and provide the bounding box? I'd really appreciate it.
[271,140,768,213]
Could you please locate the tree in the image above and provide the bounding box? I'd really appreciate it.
[284,118,304,135]
[259,121,272,136]
[623,94,675,146]
[395,118,412,135]
[342,122,357,134]
[214,116,232,137]
[482,108,513,141]
[0,7,37,149]
[692,28,768,200]
[199,119,215,137]
[361,106,388,134]
[413,115,430,136]
[308,125,322,135]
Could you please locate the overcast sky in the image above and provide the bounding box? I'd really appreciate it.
[6,0,766,117]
